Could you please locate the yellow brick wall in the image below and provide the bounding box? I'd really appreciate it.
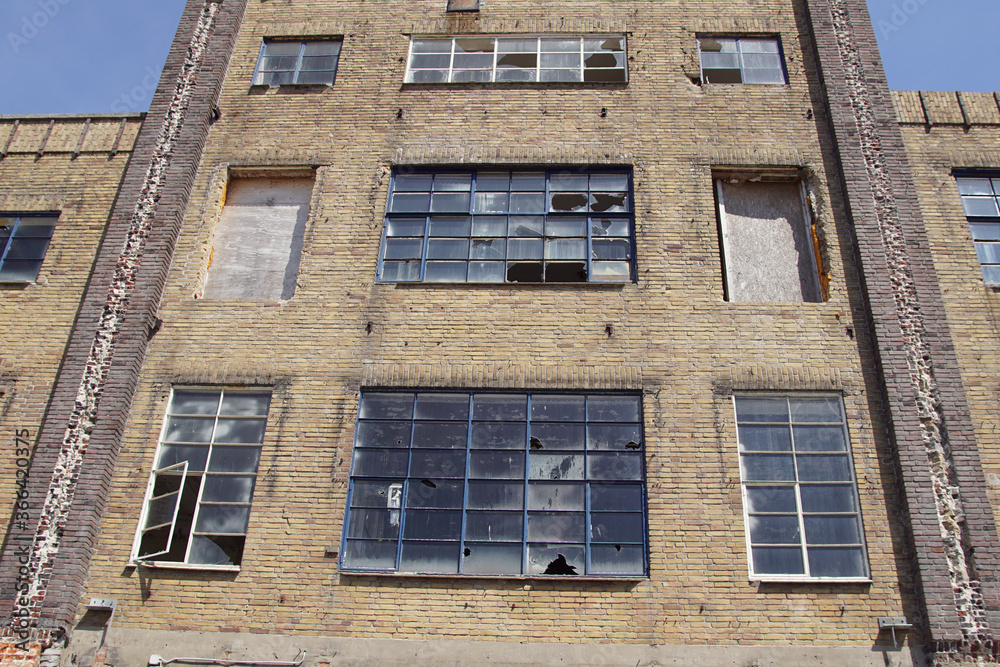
[75,0,916,649]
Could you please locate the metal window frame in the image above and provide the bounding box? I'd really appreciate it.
[251,38,342,87]
[697,35,788,85]
[404,35,628,85]
[340,390,649,578]
[733,393,871,583]
[0,213,58,283]
[377,168,636,284]
[129,387,271,570]
[954,173,1000,285]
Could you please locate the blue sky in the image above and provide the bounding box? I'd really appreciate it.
[0,0,997,116]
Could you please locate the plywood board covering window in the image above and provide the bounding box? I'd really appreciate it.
[204,177,313,300]
[716,179,821,303]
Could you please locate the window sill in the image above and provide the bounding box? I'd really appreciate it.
[130,560,240,573]
[752,576,871,584]
[380,281,632,289]
[248,83,333,93]
[339,570,646,582]
[401,81,628,90]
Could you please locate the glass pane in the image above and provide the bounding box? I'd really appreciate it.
[201,475,255,503]
[590,193,628,213]
[498,38,537,52]
[742,67,785,85]
[977,242,1000,265]
[5,239,49,260]
[263,42,301,56]
[593,239,631,260]
[550,193,590,212]
[430,193,471,213]
[741,39,779,53]
[412,422,468,449]
[510,193,545,213]
[356,421,411,448]
[427,239,470,260]
[463,543,523,575]
[386,218,425,237]
[384,238,423,260]
[512,173,546,190]
[530,423,585,450]
[219,393,270,416]
[144,493,181,530]
[527,512,585,542]
[352,448,409,477]
[591,261,631,282]
[470,451,525,479]
[748,515,801,544]
[531,395,585,421]
[188,535,244,566]
[415,393,470,420]
[213,418,266,444]
[508,239,543,260]
[588,452,643,481]
[807,547,866,577]
[163,417,215,443]
[207,446,261,473]
[510,216,544,237]
[752,546,804,575]
[13,217,56,235]
[738,425,792,452]
[804,516,861,545]
[497,53,537,69]
[348,509,399,539]
[982,265,1000,284]
[956,178,994,195]
[546,218,587,237]
[390,193,431,213]
[399,541,460,574]
[194,505,250,534]
[592,217,630,237]
[741,454,795,481]
[453,53,494,69]
[540,38,581,53]
[455,37,495,53]
[295,70,336,85]
[170,391,220,415]
[381,261,420,282]
[735,397,788,422]
[584,52,623,69]
[745,486,797,514]
[793,425,847,452]
[303,41,340,56]
[476,172,510,191]
[591,512,644,543]
[962,196,1000,217]
[471,239,505,260]
[428,216,472,237]
[411,39,452,54]
[473,394,527,421]
[474,192,510,213]
[406,479,464,509]
[590,545,644,575]
[799,484,857,513]
[394,175,433,192]
[465,512,523,541]
[409,449,467,479]
[0,260,40,282]
[528,482,584,511]
[155,445,209,472]
[587,424,642,451]
[361,393,414,420]
[472,217,507,236]
[471,422,526,449]
[790,397,842,423]
[529,453,584,480]
[433,174,473,191]
[796,454,852,482]
[526,544,584,575]
[402,509,462,540]
[700,38,737,53]
[343,540,397,569]
[409,69,448,84]
[424,261,468,282]
[351,480,404,508]
[590,484,643,511]
[452,69,492,83]
[467,481,524,510]
[588,396,640,422]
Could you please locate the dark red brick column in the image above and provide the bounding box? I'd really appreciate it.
[0,0,249,641]
[803,0,1000,660]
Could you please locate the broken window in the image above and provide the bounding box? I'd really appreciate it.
[203,176,313,300]
[342,391,647,577]
[735,395,869,580]
[715,177,822,302]
[380,169,634,283]
[956,175,1000,284]
[253,39,342,86]
[406,36,627,84]
[698,36,786,84]
[131,388,272,568]
[0,214,58,283]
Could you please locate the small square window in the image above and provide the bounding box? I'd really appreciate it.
[253,39,342,87]
[735,394,869,581]
[698,36,786,85]
[342,391,647,577]
[447,0,480,11]
[131,388,272,568]
[0,214,58,283]
[955,175,1000,284]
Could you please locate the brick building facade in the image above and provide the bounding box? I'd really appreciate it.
[0,0,998,665]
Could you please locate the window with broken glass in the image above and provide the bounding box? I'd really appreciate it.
[955,175,1000,284]
[405,36,627,84]
[698,37,786,84]
[342,391,647,577]
[380,170,634,283]
[131,388,271,568]
[735,395,869,581]
[0,214,57,282]
[252,39,342,86]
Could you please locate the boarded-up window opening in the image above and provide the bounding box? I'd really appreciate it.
[204,176,313,300]
[716,178,822,303]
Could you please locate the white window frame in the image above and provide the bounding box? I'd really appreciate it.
[955,174,1000,285]
[130,387,271,571]
[734,393,870,583]
[697,35,787,85]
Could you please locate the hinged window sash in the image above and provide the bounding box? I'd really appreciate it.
[134,461,189,561]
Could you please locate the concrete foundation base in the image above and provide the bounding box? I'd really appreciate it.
[60,628,928,667]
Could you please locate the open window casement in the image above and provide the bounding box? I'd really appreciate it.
[134,461,190,561]
[716,177,822,303]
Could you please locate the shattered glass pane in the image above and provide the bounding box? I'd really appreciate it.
[509,216,544,237]
[469,261,505,282]
[471,239,506,260]
[455,38,495,53]
[529,453,584,480]
[587,424,642,451]
[507,262,544,282]
[498,53,537,69]
[406,480,464,509]
[526,544,584,575]
[550,193,589,212]
[188,535,244,566]
[590,545,644,575]
[530,423,585,450]
[590,192,628,213]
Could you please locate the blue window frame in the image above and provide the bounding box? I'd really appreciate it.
[955,174,1000,284]
[379,169,635,284]
[252,39,342,87]
[0,214,57,283]
[341,391,647,577]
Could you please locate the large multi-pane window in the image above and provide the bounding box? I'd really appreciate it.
[131,388,271,568]
[379,169,634,283]
[252,39,342,86]
[698,36,786,84]
[0,214,57,282]
[956,175,1000,284]
[735,395,868,580]
[342,391,647,577]
[406,36,627,84]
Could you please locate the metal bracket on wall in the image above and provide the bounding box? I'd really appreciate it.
[878,616,913,647]
[84,598,117,647]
